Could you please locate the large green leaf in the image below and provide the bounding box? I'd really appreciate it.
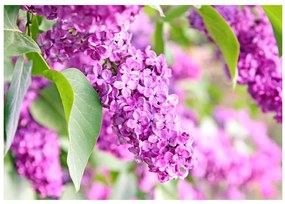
[262,5,282,56]
[153,20,165,55]
[4,56,32,154]
[196,5,240,86]
[30,84,67,134]
[4,57,14,82]
[4,6,41,56]
[164,5,191,22]
[62,68,102,191]
[26,52,74,122]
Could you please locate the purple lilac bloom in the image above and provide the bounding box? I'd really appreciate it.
[87,45,196,182]
[96,109,133,161]
[24,5,196,182]
[23,5,142,65]
[188,6,282,123]
[9,77,64,198]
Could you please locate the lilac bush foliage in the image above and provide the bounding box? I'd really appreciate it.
[189,6,282,123]
[23,5,196,183]
[9,77,64,198]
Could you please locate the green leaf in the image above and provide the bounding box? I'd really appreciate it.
[30,84,67,134]
[148,5,165,17]
[164,5,191,22]
[262,5,282,56]
[62,68,102,191]
[60,184,85,200]
[4,56,32,154]
[169,21,191,47]
[39,17,56,32]
[4,6,41,56]
[196,5,240,86]
[110,171,137,199]
[31,14,41,41]
[4,57,14,82]
[26,52,74,122]
[153,20,165,55]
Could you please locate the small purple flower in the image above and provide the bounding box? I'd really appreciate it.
[114,74,138,97]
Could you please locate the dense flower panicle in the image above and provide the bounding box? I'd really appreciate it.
[24,5,142,65]
[10,77,64,198]
[85,46,196,182]
[97,109,133,161]
[24,5,196,182]
[188,6,282,123]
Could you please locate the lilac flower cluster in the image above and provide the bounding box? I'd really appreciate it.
[10,77,64,198]
[85,46,195,182]
[96,109,133,161]
[23,5,196,182]
[188,6,282,123]
[22,5,142,65]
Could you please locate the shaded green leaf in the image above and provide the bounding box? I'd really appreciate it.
[30,84,67,134]
[31,14,41,41]
[26,52,74,122]
[62,68,102,191]
[164,5,191,22]
[39,17,56,32]
[196,5,240,86]
[4,6,41,56]
[4,56,32,154]
[262,5,282,56]
[153,20,165,55]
